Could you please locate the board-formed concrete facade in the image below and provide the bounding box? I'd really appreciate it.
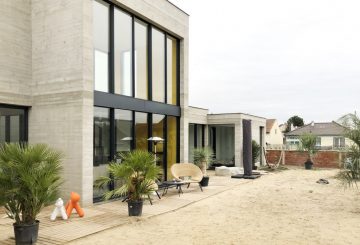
[0,0,189,205]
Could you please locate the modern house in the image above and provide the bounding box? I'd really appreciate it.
[188,107,266,166]
[285,121,350,149]
[265,119,283,146]
[0,0,265,205]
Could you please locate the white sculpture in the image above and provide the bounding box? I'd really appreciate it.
[50,198,68,221]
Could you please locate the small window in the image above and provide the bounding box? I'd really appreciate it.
[316,137,321,147]
[333,137,345,148]
[0,106,27,144]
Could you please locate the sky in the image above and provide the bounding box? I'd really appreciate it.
[169,0,360,123]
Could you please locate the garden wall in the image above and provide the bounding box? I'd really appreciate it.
[266,150,346,168]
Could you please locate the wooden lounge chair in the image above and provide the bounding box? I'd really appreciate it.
[171,163,204,192]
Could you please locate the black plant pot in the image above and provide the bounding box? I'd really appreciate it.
[304,160,313,170]
[128,200,143,216]
[13,220,39,245]
[200,176,210,187]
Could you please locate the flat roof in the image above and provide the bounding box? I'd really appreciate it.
[166,1,190,16]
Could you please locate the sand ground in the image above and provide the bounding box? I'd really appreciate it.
[70,168,360,245]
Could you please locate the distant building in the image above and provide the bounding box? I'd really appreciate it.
[285,121,350,149]
[266,119,284,145]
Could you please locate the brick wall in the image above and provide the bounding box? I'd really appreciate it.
[266,150,345,168]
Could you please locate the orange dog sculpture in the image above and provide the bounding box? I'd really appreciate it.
[65,192,84,218]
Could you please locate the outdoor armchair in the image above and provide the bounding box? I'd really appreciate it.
[170,163,204,191]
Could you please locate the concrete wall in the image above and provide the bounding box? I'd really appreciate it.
[0,0,32,106]
[30,0,94,204]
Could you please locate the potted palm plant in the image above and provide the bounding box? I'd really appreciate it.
[193,147,214,187]
[252,140,261,170]
[95,150,161,216]
[299,133,318,169]
[0,143,63,245]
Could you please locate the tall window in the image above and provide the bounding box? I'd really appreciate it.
[114,9,132,96]
[93,0,109,92]
[0,106,27,144]
[167,36,177,105]
[135,112,148,150]
[152,28,165,102]
[167,116,177,180]
[93,107,110,165]
[152,114,165,171]
[134,19,148,100]
[115,109,133,155]
[93,107,110,200]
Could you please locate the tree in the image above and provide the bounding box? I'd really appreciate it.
[286,115,304,132]
[337,113,360,187]
[299,133,318,163]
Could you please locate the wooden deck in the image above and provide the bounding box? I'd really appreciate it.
[0,173,256,244]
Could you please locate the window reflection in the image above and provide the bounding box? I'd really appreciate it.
[152,28,165,102]
[114,9,132,96]
[0,107,26,144]
[167,37,177,105]
[134,19,148,100]
[115,109,132,155]
[135,112,148,150]
[152,114,165,173]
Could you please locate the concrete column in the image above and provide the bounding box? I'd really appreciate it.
[234,121,242,167]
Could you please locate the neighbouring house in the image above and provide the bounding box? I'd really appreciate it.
[266,119,284,146]
[0,0,266,205]
[285,121,350,149]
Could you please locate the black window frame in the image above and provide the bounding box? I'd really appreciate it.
[0,103,29,143]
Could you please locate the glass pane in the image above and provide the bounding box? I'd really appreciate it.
[196,125,203,148]
[167,116,177,180]
[134,19,148,100]
[189,124,195,162]
[9,116,20,142]
[152,114,165,172]
[152,28,165,102]
[209,125,235,165]
[94,107,110,165]
[0,116,5,143]
[135,112,148,150]
[93,0,109,92]
[93,107,110,200]
[114,9,132,96]
[167,37,177,105]
[115,109,132,156]
[0,107,25,144]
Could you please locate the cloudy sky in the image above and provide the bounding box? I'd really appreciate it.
[169,0,360,123]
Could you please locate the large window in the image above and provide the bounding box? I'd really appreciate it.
[115,109,133,155]
[152,114,165,172]
[209,125,235,165]
[135,112,148,150]
[0,106,27,144]
[114,9,132,96]
[152,28,165,103]
[188,124,205,162]
[93,0,179,105]
[93,0,109,92]
[167,36,177,105]
[93,107,110,200]
[167,116,177,180]
[134,19,148,100]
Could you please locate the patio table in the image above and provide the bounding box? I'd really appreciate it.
[158,180,187,197]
